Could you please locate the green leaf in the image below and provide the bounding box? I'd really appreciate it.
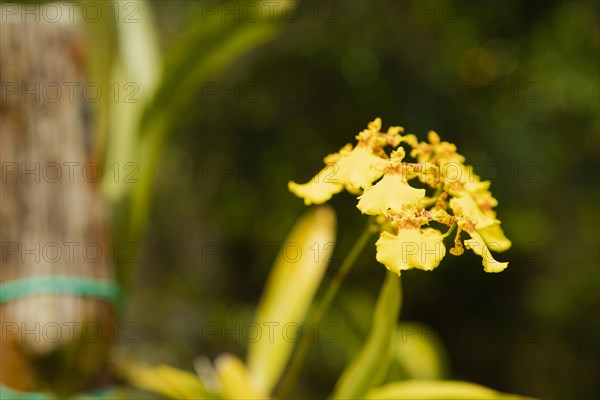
[80,0,117,165]
[100,1,291,290]
[247,206,337,394]
[365,380,536,400]
[127,1,291,241]
[214,354,267,399]
[114,358,219,399]
[140,1,294,131]
[390,322,449,380]
[114,0,161,99]
[101,0,161,203]
[331,271,402,399]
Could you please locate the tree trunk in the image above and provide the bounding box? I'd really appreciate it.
[1,8,115,395]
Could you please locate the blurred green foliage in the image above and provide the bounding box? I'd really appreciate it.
[125,1,599,399]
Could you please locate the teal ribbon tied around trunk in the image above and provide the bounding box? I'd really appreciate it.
[0,384,117,400]
[0,275,123,312]
[0,275,124,398]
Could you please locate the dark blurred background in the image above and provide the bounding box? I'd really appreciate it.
[124,1,599,398]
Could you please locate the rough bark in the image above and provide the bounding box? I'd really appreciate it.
[1,12,115,395]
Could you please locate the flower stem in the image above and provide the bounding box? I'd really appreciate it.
[441,222,457,239]
[276,221,376,398]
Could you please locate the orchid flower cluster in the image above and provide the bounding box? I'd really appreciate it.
[289,118,511,275]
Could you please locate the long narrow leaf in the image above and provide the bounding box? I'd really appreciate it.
[143,0,292,126]
[128,2,291,239]
[114,358,219,399]
[247,206,337,394]
[391,322,449,380]
[331,271,402,399]
[364,380,534,400]
[102,0,160,202]
[215,354,267,399]
[81,0,117,164]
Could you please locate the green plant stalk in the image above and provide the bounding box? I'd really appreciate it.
[441,222,457,239]
[331,270,402,398]
[276,221,376,398]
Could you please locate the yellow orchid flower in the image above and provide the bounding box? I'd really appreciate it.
[464,231,508,273]
[450,192,511,251]
[375,228,446,275]
[357,174,426,215]
[288,145,387,204]
[288,163,344,205]
[335,146,389,193]
[450,192,498,229]
[288,118,411,205]
[357,148,426,215]
[478,224,512,253]
[290,118,511,275]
